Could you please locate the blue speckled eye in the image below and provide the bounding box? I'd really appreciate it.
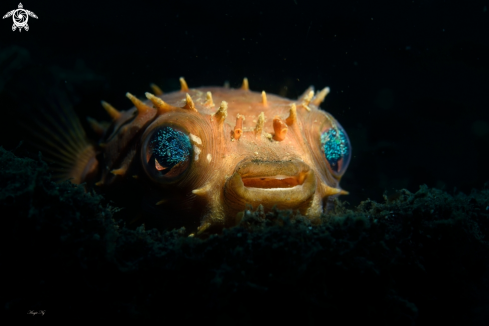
[320,123,351,175]
[143,126,192,180]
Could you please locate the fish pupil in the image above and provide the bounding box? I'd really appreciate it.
[320,128,349,173]
[149,127,191,174]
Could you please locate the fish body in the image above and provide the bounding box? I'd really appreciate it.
[34,79,351,236]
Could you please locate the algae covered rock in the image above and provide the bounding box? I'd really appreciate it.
[1,147,488,325]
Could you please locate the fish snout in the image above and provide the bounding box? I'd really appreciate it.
[223,159,317,218]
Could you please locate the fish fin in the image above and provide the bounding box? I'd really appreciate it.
[18,92,99,184]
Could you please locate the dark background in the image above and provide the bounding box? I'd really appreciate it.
[0,0,488,207]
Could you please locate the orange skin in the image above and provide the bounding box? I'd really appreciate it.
[91,80,349,236]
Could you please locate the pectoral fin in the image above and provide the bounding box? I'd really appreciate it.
[18,93,99,185]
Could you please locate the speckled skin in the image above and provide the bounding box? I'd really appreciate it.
[91,81,350,235]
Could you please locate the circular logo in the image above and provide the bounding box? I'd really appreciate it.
[13,10,28,28]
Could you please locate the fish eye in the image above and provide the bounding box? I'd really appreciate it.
[320,122,351,176]
[141,126,192,182]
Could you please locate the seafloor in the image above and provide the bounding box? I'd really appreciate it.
[2,146,488,324]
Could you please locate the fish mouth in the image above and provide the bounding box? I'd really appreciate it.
[223,159,317,214]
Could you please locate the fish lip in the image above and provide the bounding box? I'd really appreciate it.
[236,159,312,188]
[223,159,317,212]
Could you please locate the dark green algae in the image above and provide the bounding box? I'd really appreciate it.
[1,147,489,325]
